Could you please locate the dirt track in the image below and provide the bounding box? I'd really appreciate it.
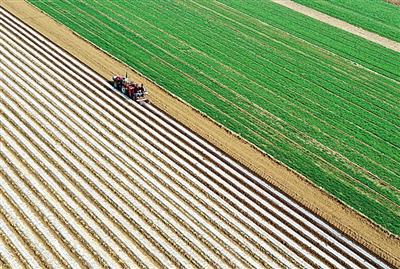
[272,0,400,52]
[386,0,400,6]
[1,0,399,266]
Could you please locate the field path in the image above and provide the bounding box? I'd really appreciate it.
[272,0,400,52]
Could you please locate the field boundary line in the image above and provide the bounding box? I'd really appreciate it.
[271,0,400,53]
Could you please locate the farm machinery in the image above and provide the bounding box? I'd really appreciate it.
[112,74,149,103]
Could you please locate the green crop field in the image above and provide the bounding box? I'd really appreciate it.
[292,0,400,42]
[28,0,400,234]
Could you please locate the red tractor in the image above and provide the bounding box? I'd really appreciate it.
[112,74,149,103]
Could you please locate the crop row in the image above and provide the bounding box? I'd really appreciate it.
[2,59,220,268]
[120,1,400,127]
[1,61,221,268]
[217,0,400,79]
[119,1,400,161]
[0,83,150,267]
[81,0,395,158]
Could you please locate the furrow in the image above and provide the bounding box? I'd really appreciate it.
[0,21,354,268]
[0,34,268,268]
[0,22,296,266]
[0,71,173,268]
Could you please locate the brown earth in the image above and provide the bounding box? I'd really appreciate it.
[272,0,400,53]
[2,0,399,266]
[386,0,400,6]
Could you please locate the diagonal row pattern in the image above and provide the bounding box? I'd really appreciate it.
[0,7,392,269]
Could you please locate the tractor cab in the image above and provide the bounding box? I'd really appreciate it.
[112,75,125,91]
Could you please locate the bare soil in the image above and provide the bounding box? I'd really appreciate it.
[2,0,399,266]
[272,0,400,52]
[386,0,400,6]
